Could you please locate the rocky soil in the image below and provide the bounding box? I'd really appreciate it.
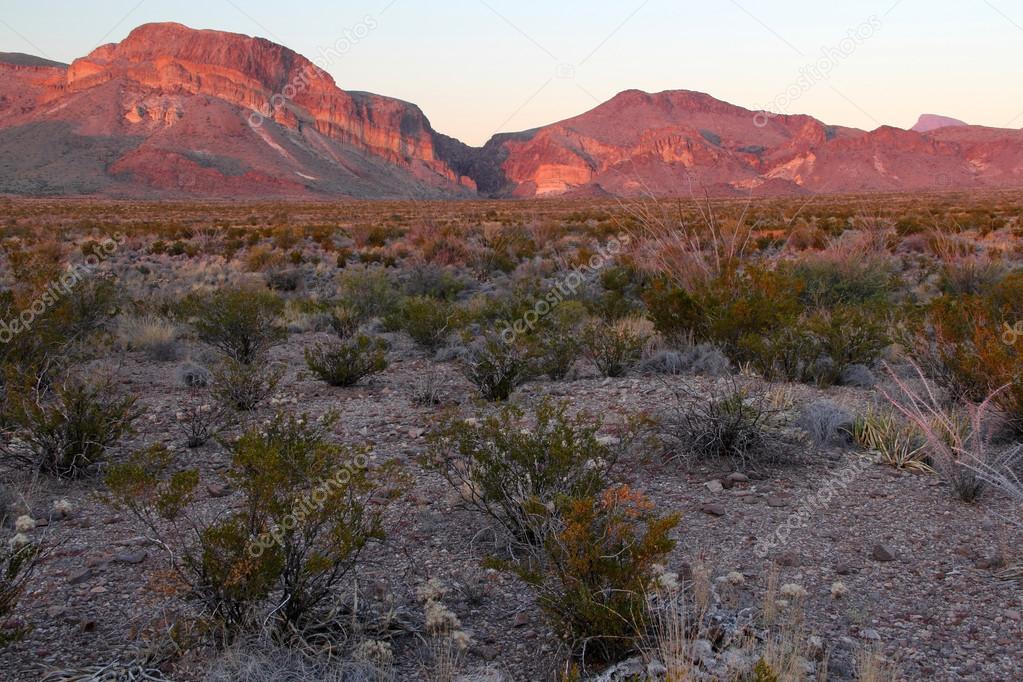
[1,332,1021,682]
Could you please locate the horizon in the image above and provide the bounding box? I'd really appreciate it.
[2,0,1022,146]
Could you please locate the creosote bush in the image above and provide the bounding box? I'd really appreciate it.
[528,300,587,380]
[580,316,652,378]
[428,401,673,663]
[0,541,37,647]
[385,296,459,352]
[460,334,531,401]
[304,334,388,387]
[426,399,618,544]
[499,485,678,663]
[908,273,1023,432]
[183,288,286,365]
[104,413,386,641]
[212,360,284,412]
[2,378,139,478]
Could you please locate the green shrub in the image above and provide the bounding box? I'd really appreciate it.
[402,263,466,301]
[642,278,702,347]
[529,301,588,380]
[740,306,890,386]
[104,415,385,640]
[304,335,388,387]
[495,486,678,663]
[212,359,284,411]
[580,316,652,378]
[460,334,531,401]
[789,258,893,307]
[338,266,399,320]
[3,378,139,478]
[184,288,285,365]
[426,400,617,544]
[908,275,1023,430]
[0,541,37,647]
[385,296,458,352]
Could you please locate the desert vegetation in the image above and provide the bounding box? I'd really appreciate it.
[0,193,1021,681]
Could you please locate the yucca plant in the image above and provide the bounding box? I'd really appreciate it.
[852,407,932,472]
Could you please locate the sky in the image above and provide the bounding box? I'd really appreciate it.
[2,0,1021,146]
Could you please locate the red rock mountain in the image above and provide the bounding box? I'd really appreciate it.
[0,23,476,198]
[471,91,1023,197]
[1,23,1022,199]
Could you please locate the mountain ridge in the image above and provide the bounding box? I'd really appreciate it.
[1,23,1021,199]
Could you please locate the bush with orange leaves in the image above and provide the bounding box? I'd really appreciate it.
[493,485,679,664]
[910,272,1023,432]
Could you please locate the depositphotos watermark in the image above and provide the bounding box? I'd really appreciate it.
[1002,321,1022,346]
[753,15,882,128]
[0,234,125,345]
[753,455,873,559]
[500,234,629,344]
[248,16,379,129]
[248,454,370,557]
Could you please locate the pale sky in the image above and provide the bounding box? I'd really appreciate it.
[2,0,1021,145]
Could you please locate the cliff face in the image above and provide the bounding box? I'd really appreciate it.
[0,23,474,198]
[473,90,1023,197]
[1,24,1022,199]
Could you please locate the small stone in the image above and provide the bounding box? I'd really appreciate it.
[113,551,148,565]
[835,563,859,576]
[207,483,231,498]
[776,552,800,567]
[647,660,668,677]
[46,606,69,619]
[512,611,530,627]
[728,472,749,483]
[705,480,724,494]
[766,496,788,508]
[474,644,498,661]
[872,544,897,562]
[700,503,726,517]
[1005,609,1021,622]
[860,628,882,641]
[68,568,97,585]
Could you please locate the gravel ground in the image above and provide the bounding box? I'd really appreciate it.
[2,332,1021,682]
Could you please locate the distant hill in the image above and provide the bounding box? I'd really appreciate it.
[1,23,1022,198]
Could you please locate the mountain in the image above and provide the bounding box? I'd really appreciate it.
[472,91,1023,197]
[0,24,1022,199]
[911,114,968,133]
[0,23,476,198]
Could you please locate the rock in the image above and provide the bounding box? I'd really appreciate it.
[646,660,667,677]
[691,639,716,664]
[727,472,749,483]
[474,644,499,661]
[766,496,789,508]
[872,544,897,562]
[860,628,882,641]
[776,552,800,567]
[512,611,530,627]
[46,606,69,619]
[835,563,859,576]
[207,483,231,498]
[590,657,645,681]
[113,551,148,565]
[68,568,97,585]
[700,503,727,517]
[705,480,724,494]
